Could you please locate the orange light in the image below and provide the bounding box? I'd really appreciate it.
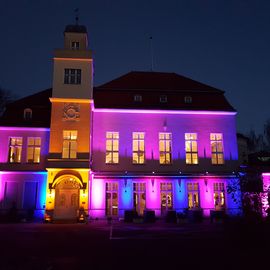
[49,98,92,104]
[54,57,92,62]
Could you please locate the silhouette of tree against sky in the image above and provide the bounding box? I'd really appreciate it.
[0,87,15,116]
[247,120,270,153]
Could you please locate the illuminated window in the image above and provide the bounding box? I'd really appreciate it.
[210,133,224,164]
[23,108,32,120]
[187,183,200,208]
[185,133,198,164]
[106,132,119,164]
[71,41,80,50]
[159,133,172,164]
[160,182,173,214]
[214,183,225,210]
[160,95,167,103]
[62,130,77,159]
[106,182,118,216]
[132,132,145,164]
[134,95,142,102]
[64,69,81,84]
[27,137,41,163]
[184,96,192,103]
[133,183,146,216]
[9,137,23,163]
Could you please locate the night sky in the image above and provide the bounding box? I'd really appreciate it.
[1,0,270,134]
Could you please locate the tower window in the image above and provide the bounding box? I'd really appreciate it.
[62,130,77,159]
[160,95,167,103]
[134,95,142,102]
[24,108,32,120]
[64,69,81,84]
[71,41,80,50]
[184,96,192,103]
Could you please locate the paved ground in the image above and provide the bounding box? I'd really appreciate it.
[0,219,269,270]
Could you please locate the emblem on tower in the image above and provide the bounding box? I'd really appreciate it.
[63,103,80,121]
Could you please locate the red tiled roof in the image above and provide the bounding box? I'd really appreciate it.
[0,88,52,127]
[96,71,224,92]
[94,71,235,111]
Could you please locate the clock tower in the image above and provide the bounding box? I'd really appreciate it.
[45,24,93,222]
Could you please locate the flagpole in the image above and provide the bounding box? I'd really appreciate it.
[150,36,154,71]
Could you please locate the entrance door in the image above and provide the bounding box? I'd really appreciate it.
[160,182,173,215]
[133,183,146,216]
[54,178,80,220]
[106,182,118,216]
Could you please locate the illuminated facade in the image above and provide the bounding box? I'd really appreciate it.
[0,24,241,222]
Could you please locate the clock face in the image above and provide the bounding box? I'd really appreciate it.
[63,103,80,121]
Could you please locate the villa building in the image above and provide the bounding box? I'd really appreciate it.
[0,24,241,222]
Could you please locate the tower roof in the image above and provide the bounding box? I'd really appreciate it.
[64,25,87,34]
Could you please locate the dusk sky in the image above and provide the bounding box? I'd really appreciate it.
[0,0,270,135]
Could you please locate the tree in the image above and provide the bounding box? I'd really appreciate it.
[0,87,14,116]
[247,129,262,153]
[264,119,270,151]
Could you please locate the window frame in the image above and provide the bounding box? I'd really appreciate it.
[160,182,173,213]
[105,132,119,164]
[187,182,200,209]
[8,137,23,163]
[159,95,167,103]
[213,182,226,209]
[64,68,81,85]
[132,132,145,164]
[185,133,198,165]
[71,41,80,50]
[27,137,41,163]
[62,130,78,159]
[184,96,192,103]
[210,133,224,165]
[159,132,172,164]
[134,95,142,102]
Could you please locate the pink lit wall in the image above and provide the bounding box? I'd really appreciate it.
[92,110,238,173]
[89,176,239,218]
[0,127,50,171]
[90,178,105,217]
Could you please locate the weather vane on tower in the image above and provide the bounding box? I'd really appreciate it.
[74,8,79,25]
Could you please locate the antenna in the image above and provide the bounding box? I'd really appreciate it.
[74,8,79,25]
[150,36,154,71]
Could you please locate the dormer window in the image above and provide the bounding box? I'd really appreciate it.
[134,95,142,102]
[184,96,192,104]
[24,108,32,121]
[160,95,167,103]
[71,41,80,50]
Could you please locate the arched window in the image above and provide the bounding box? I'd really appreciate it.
[24,108,32,120]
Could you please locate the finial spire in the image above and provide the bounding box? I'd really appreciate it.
[150,36,154,71]
[74,8,79,25]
